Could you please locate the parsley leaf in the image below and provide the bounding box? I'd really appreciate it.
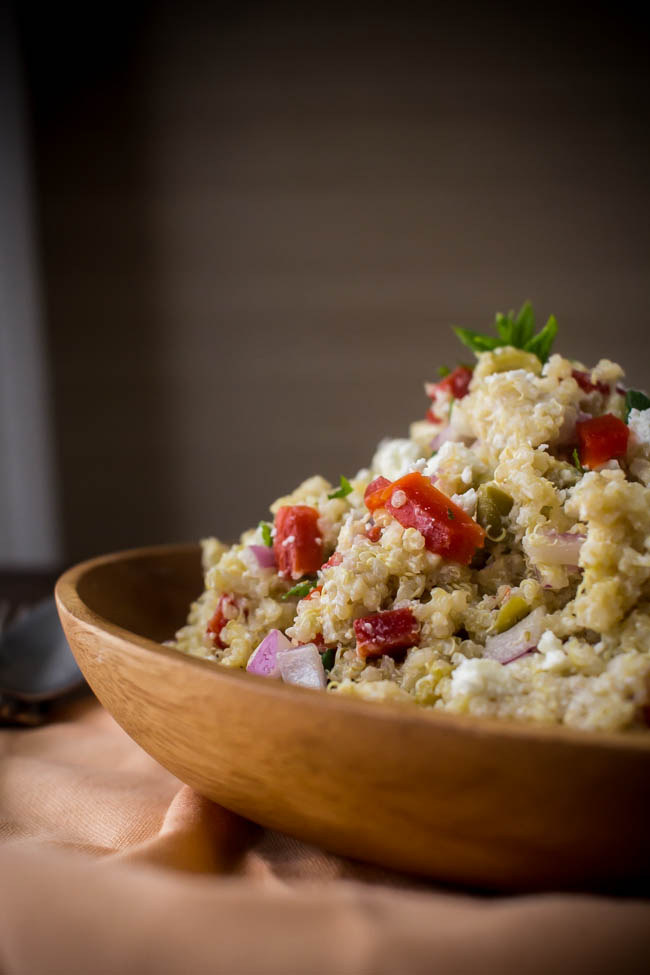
[495,311,515,344]
[437,364,451,378]
[281,578,318,601]
[328,475,353,500]
[258,521,273,547]
[453,327,501,354]
[572,448,584,475]
[513,301,535,347]
[453,303,558,363]
[625,389,650,423]
[320,648,336,671]
[524,314,558,363]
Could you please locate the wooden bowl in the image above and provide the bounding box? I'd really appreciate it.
[56,544,650,891]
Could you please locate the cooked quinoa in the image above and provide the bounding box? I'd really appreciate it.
[174,305,650,733]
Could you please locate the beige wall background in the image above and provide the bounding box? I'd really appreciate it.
[19,2,650,562]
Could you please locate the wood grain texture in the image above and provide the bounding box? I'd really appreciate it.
[56,544,650,892]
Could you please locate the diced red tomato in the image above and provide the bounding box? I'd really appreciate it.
[364,471,485,564]
[312,632,338,650]
[206,594,241,649]
[273,505,323,580]
[576,413,629,469]
[572,369,610,397]
[301,584,322,602]
[354,607,420,659]
[365,520,383,543]
[321,551,343,570]
[424,366,473,421]
[364,476,391,502]
[427,365,473,402]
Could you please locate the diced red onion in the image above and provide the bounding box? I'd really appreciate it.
[246,628,291,678]
[526,531,585,566]
[248,544,277,569]
[483,607,547,664]
[277,644,327,689]
[572,369,610,397]
[430,427,453,451]
[429,426,474,452]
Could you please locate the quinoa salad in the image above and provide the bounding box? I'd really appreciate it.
[174,305,650,733]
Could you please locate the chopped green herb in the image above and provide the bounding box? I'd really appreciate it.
[447,507,455,521]
[495,311,513,344]
[512,301,536,347]
[328,474,353,500]
[320,648,336,671]
[452,328,501,354]
[572,448,584,475]
[437,364,451,378]
[281,578,318,601]
[258,520,273,547]
[525,314,558,363]
[453,302,558,363]
[625,389,650,423]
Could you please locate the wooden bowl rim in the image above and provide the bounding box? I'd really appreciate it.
[55,543,650,755]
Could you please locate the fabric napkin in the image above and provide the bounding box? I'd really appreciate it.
[1,696,649,975]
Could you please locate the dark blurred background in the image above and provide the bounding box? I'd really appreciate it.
[2,1,649,567]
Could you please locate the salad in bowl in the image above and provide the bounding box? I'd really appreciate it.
[174,304,650,734]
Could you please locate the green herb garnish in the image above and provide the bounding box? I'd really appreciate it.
[447,507,455,521]
[624,389,650,423]
[453,302,558,363]
[572,448,584,475]
[258,520,273,547]
[328,475,353,500]
[525,315,558,363]
[437,364,451,378]
[320,648,336,671]
[282,578,318,601]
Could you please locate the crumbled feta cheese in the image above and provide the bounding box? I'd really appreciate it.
[410,457,428,475]
[450,658,508,697]
[537,630,567,672]
[422,441,458,477]
[450,488,477,517]
[628,408,650,447]
[371,438,423,481]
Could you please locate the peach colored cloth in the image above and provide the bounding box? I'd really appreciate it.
[1,697,649,975]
